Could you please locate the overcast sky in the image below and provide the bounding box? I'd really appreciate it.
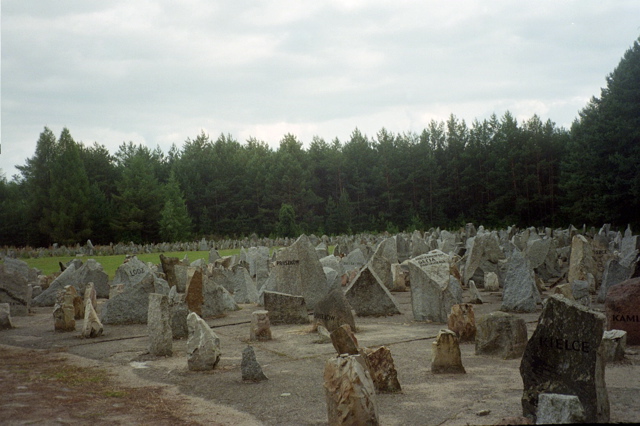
[2,1,639,178]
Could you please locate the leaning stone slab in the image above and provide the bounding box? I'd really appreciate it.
[263,291,310,325]
[345,266,401,317]
[330,324,360,356]
[604,277,640,345]
[475,311,528,360]
[368,237,398,290]
[324,354,379,426]
[241,345,268,382]
[407,250,462,323]
[597,259,634,303]
[314,288,356,333]
[187,312,221,371]
[81,299,103,338]
[148,293,172,357]
[535,393,585,425]
[431,329,466,374]
[520,295,609,423]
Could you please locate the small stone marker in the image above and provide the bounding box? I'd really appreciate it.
[605,277,640,344]
[263,291,310,325]
[447,303,476,342]
[81,299,103,338]
[468,280,484,304]
[66,285,84,320]
[362,346,401,393]
[571,279,591,307]
[241,346,268,382]
[475,311,528,359]
[520,295,609,423]
[324,354,379,426]
[168,287,189,339]
[0,303,14,330]
[535,393,585,424]
[345,266,402,317]
[84,282,97,310]
[250,310,272,341]
[187,312,221,371]
[53,287,76,332]
[484,272,500,292]
[148,293,172,357]
[601,329,627,363]
[313,288,356,333]
[431,329,466,374]
[330,324,360,356]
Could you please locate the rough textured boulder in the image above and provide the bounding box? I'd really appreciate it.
[447,304,476,342]
[187,312,221,371]
[362,346,402,393]
[330,324,359,356]
[0,260,34,315]
[33,259,109,306]
[567,234,595,291]
[535,393,585,424]
[324,354,379,426]
[368,237,398,290]
[241,345,268,382]
[604,277,640,344]
[53,287,76,332]
[263,291,309,325]
[520,295,609,423]
[81,299,103,338]
[475,311,528,359]
[345,266,401,317]
[601,329,627,363]
[431,329,466,374]
[597,259,634,303]
[159,254,181,289]
[250,310,272,341]
[0,303,14,330]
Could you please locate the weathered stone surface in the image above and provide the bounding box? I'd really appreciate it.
[84,282,97,311]
[501,250,540,313]
[330,324,359,356]
[431,329,466,374]
[173,264,189,293]
[230,266,259,304]
[241,345,268,382]
[148,293,173,357]
[396,234,411,263]
[0,260,34,315]
[202,275,226,318]
[468,280,483,304]
[535,393,585,425]
[263,291,309,325]
[605,278,640,344]
[269,235,329,310]
[0,303,14,330]
[597,259,634,303]
[168,287,189,339]
[362,346,401,393]
[324,354,379,426]
[411,230,430,257]
[368,238,398,290]
[407,251,462,323]
[187,312,221,371]
[463,232,505,285]
[101,258,156,325]
[314,288,356,333]
[571,279,591,307]
[601,329,627,363]
[567,235,595,291]
[484,271,500,292]
[390,263,409,292]
[33,259,109,306]
[553,283,574,300]
[341,248,367,274]
[316,325,332,343]
[345,266,401,317]
[475,311,528,359]
[53,287,76,332]
[81,299,103,338]
[208,249,221,265]
[159,254,181,289]
[447,303,476,342]
[185,267,204,316]
[250,310,272,341]
[520,295,608,423]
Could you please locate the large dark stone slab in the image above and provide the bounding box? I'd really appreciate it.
[605,277,640,344]
[520,295,608,423]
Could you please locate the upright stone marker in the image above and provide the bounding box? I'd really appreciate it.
[101,257,156,324]
[431,329,466,374]
[345,266,401,317]
[241,346,268,382]
[263,291,309,325]
[148,293,172,357]
[475,311,528,359]
[314,288,356,333]
[0,303,14,330]
[187,312,221,371]
[501,250,540,313]
[520,295,609,423]
[604,277,640,344]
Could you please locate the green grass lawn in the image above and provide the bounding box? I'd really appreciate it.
[17,249,243,280]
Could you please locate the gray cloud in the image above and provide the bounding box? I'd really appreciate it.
[2,0,639,177]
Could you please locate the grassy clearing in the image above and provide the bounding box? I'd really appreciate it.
[18,248,245,280]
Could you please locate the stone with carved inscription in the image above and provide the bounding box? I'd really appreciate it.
[605,277,640,344]
[520,294,609,423]
[406,250,462,323]
[324,354,379,426]
[101,257,156,325]
[314,288,356,333]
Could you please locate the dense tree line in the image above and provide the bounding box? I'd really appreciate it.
[1,37,638,247]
